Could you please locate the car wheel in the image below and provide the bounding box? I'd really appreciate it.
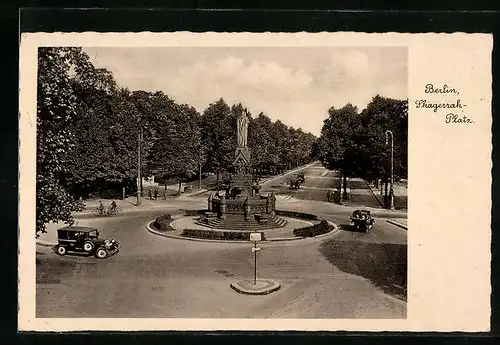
[83,242,94,252]
[95,248,108,259]
[56,245,66,256]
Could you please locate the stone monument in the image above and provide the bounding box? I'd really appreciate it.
[197,107,287,231]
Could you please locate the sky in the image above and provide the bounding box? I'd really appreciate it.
[83,47,407,136]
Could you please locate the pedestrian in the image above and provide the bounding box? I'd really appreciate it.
[154,188,158,200]
[148,188,152,200]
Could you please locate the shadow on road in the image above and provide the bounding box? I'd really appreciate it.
[338,223,367,233]
[319,239,407,301]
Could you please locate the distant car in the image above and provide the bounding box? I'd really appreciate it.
[297,172,305,183]
[350,210,375,232]
[54,226,120,259]
[290,179,301,189]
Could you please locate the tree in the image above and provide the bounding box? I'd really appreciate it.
[358,95,408,183]
[248,112,278,175]
[200,98,236,175]
[318,96,408,202]
[36,47,88,235]
[146,97,202,194]
[318,103,363,194]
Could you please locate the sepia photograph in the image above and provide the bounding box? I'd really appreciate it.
[19,31,491,332]
[34,45,408,319]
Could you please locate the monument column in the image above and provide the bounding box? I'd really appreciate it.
[232,108,252,198]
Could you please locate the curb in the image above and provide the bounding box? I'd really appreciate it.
[230,279,281,295]
[386,220,408,230]
[36,240,56,247]
[364,180,385,208]
[146,220,339,244]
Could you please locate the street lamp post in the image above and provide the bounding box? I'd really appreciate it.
[199,163,202,189]
[137,127,143,207]
[385,130,395,210]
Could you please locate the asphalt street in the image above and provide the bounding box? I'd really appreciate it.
[36,163,407,319]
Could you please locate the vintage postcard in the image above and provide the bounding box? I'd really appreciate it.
[18,32,492,332]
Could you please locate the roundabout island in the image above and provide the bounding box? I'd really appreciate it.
[147,209,337,243]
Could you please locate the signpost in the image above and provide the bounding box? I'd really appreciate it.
[249,232,262,285]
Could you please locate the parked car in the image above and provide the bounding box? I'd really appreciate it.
[350,210,375,232]
[54,226,120,259]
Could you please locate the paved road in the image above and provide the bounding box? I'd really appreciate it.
[36,162,407,319]
[37,210,406,318]
[260,163,341,202]
[259,162,388,210]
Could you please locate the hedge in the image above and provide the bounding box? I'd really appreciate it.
[181,229,266,241]
[154,214,174,231]
[275,210,318,220]
[293,220,333,237]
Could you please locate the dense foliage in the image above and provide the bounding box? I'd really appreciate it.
[181,229,266,241]
[153,214,174,231]
[317,96,408,185]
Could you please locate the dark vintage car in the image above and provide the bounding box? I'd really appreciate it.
[350,210,375,232]
[297,172,305,183]
[290,179,301,189]
[54,226,120,259]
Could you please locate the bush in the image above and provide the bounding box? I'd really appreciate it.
[293,220,333,237]
[275,210,318,220]
[181,229,266,241]
[154,214,173,231]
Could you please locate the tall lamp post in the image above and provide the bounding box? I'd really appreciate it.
[137,127,143,207]
[385,130,395,210]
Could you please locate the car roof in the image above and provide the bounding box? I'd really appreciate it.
[58,226,98,233]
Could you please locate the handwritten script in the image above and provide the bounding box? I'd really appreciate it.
[414,84,473,124]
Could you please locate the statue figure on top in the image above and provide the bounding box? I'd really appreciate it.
[237,108,250,148]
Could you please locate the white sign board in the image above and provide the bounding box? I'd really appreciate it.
[249,232,262,242]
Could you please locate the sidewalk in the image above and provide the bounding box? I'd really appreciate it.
[387,218,408,230]
[37,219,81,247]
[366,180,408,210]
[275,194,407,219]
[82,188,208,211]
